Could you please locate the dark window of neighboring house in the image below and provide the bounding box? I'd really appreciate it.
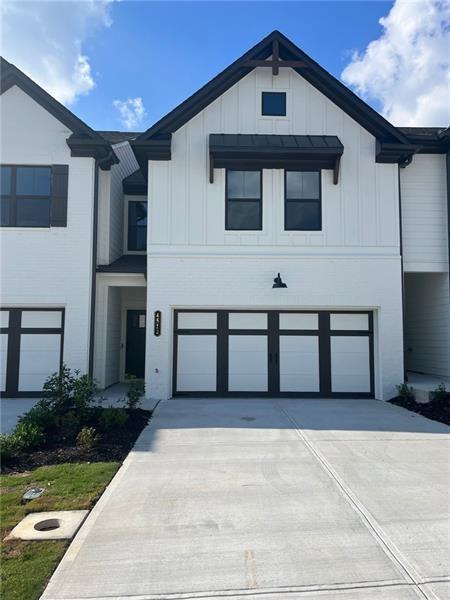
[226,170,262,230]
[262,92,286,116]
[1,166,52,227]
[128,201,147,251]
[285,171,321,231]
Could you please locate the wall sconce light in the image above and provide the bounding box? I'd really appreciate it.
[272,273,287,288]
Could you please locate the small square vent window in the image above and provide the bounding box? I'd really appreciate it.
[262,92,286,116]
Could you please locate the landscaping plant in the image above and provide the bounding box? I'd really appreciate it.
[99,406,129,431]
[124,376,145,410]
[76,427,99,450]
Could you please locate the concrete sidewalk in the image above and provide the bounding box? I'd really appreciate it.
[42,398,449,600]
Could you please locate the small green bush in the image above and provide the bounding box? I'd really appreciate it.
[18,400,56,431]
[0,433,16,460]
[99,406,129,431]
[432,382,447,402]
[396,383,415,402]
[42,364,97,416]
[54,411,81,441]
[11,422,46,451]
[124,376,145,410]
[76,427,98,449]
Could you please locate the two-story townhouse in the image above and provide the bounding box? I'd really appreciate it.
[1,31,448,405]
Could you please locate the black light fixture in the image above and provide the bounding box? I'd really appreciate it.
[272,273,287,288]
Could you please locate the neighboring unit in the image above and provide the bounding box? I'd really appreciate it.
[1,31,449,404]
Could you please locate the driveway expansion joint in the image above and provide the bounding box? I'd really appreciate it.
[274,401,432,600]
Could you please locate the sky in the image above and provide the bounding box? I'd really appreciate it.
[1,0,449,132]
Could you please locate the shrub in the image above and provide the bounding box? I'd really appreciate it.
[432,382,448,402]
[54,411,81,442]
[18,400,56,431]
[42,364,97,416]
[11,422,46,451]
[396,383,415,402]
[0,433,17,460]
[124,376,145,410]
[99,406,129,431]
[76,427,98,450]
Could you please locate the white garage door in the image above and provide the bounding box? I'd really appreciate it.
[0,308,64,397]
[173,310,373,397]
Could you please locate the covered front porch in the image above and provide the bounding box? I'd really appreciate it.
[93,271,147,391]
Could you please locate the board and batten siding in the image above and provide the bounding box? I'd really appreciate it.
[148,66,400,253]
[97,141,140,265]
[405,273,450,378]
[400,154,449,273]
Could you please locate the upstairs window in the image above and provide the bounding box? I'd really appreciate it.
[1,165,68,227]
[262,92,286,116]
[226,170,262,231]
[127,201,147,251]
[285,171,321,231]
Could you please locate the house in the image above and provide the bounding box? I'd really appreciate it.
[1,31,449,404]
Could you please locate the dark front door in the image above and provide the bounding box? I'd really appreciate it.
[125,310,146,379]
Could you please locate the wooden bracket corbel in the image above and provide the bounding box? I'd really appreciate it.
[209,154,214,184]
[333,155,341,185]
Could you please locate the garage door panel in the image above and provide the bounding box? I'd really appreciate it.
[177,335,216,392]
[177,312,217,330]
[21,311,62,328]
[18,334,61,392]
[228,313,267,329]
[331,336,371,393]
[279,336,320,392]
[279,313,318,330]
[228,335,267,392]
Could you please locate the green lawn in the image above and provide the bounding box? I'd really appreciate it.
[1,462,119,600]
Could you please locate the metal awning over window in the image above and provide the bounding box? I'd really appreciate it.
[209,134,344,184]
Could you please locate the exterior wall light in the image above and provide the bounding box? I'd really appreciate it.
[272,273,287,288]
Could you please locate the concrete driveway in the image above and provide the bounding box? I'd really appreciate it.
[43,398,449,600]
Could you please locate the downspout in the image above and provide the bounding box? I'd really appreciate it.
[88,160,99,377]
[398,165,407,382]
[447,152,450,296]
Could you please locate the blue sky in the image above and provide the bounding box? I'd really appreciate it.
[79,1,393,130]
[1,1,448,130]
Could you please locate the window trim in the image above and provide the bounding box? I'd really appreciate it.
[284,169,322,231]
[225,169,263,231]
[1,164,53,228]
[261,91,287,117]
[123,196,147,254]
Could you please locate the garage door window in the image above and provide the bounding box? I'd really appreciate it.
[0,308,64,397]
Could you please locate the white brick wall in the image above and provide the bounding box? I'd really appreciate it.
[146,256,404,401]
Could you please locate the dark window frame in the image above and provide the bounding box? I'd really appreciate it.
[225,169,263,231]
[261,91,287,117]
[284,169,322,231]
[1,165,52,228]
[127,200,148,252]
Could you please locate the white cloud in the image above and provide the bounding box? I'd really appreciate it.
[341,0,450,126]
[113,97,146,129]
[0,0,113,105]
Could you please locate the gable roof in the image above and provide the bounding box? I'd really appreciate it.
[1,57,118,169]
[133,30,410,151]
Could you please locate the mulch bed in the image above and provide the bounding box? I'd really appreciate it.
[2,408,151,474]
[389,395,450,426]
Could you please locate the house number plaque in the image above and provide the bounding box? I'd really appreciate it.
[154,310,161,336]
